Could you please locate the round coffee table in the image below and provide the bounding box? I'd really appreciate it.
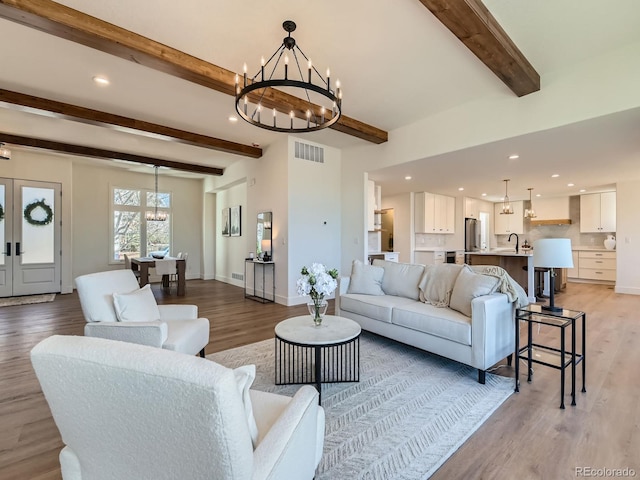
[275,315,361,403]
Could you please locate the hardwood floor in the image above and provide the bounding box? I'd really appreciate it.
[1,280,638,479]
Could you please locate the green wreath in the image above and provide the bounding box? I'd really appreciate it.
[0,203,4,222]
[24,199,53,226]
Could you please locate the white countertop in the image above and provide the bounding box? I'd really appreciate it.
[572,246,615,251]
[414,247,464,252]
[466,250,533,257]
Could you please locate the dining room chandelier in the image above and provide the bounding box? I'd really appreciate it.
[500,179,514,215]
[524,187,537,219]
[235,20,342,133]
[0,142,11,160]
[146,166,167,222]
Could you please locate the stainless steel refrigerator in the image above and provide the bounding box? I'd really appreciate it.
[465,218,478,252]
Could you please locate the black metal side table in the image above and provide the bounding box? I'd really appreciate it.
[244,259,275,303]
[515,304,586,409]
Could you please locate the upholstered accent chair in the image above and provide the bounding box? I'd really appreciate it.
[75,269,209,356]
[31,335,325,480]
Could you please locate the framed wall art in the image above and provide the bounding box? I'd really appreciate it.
[230,205,241,237]
[221,207,230,236]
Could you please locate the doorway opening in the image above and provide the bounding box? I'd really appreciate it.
[380,208,394,252]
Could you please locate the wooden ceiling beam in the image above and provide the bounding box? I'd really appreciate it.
[418,0,540,97]
[0,89,262,158]
[0,132,224,176]
[0,0,388,144]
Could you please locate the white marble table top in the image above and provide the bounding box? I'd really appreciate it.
[275,315,361,345]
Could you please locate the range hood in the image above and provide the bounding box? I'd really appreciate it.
[530,218,572,226]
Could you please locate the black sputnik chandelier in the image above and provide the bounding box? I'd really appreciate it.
[235,20,342,133]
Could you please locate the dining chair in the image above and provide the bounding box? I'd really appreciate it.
[123,254,141,280]
[169,252,187,293]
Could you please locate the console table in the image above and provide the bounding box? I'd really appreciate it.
[515,304,586,409]
[244,259,275,303]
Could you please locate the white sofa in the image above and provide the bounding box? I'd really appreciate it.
[31,335,325,480]
[336,260,520,383]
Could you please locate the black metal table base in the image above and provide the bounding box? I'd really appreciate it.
[275,336,360,404]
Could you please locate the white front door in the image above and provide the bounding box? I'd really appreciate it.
[0,178,61,297]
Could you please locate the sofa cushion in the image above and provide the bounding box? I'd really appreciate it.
[449,266,500,317]
[392,302,472,346]
[418,264,464,307]
[340,294,416,324]
[347,260,385,296]
[372,260,424,300]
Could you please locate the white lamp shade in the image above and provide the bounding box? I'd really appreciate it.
[533,238,574,268]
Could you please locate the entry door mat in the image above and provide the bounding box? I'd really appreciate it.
[0,293,56,307]
[210,332,513,480]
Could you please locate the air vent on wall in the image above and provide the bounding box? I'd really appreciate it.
[231,272,244,281]
[294,141,324,163]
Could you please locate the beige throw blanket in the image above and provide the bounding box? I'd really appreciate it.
[418,264,529,309]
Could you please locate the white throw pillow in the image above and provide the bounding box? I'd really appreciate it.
[372,260,424,300]
[449,265,500,317]
[233,365,259,448]
[347,260,385,295]
[112,284,161,322]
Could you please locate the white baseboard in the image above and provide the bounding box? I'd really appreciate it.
[614,286,640,295]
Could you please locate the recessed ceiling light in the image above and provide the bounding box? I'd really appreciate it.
[228,115,238,123]
[579,189,586,193]
[508,154,519,160]
[567,183,575,187]
[551,174,559,178]
[404,176,412,180]
[92,76,110,86]
[536,194,542,197]
[481,193,487,197]
[458,187,464,191]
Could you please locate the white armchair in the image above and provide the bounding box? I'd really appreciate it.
[75,270,209,356]
[31,335,325,480]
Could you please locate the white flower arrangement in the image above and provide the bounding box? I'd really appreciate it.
[296,263,339,302]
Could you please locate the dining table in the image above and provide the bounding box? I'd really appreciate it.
[130,257,186,296]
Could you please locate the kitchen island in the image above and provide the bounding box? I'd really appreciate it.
[466,250,536,303]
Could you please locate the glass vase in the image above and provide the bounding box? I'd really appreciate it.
[307,299,328,326]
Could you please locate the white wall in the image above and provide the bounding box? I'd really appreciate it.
[341,40,640,283]
[287,136,342,305]
[214,182,248,287]
[72,162,204,280]
[615,180,640,295]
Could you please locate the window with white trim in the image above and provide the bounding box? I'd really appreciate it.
[111,187,171,261]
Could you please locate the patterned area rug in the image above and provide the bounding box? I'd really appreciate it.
[211,332,513,480]
[0,293,56,307]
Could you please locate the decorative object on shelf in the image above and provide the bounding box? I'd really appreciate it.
[524,187,537,219]
[296,263,339,326]
[533,238,574,312]
[0,142,10,160]
[230,205,241,236]
[235,20,342,134]
[221,207,230,236]
[0,202,4,221]
[604,235,616,250]
[146,166,167,222]
[500,179,514,215]
[23,199,53,226]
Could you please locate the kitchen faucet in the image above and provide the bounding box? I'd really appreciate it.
[508,233,519,253]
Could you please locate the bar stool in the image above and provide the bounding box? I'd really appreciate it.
[523,265,549,301]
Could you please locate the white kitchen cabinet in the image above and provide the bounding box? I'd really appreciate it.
[493,201,524,235]
[568,251,579,278]
[464,197,479,219]
[455,251,465,265]
[414,251,445,265]
[415,192,455,234]
[529,197,571,223]
[580,192,616,233]
[578,250,616,282]
[369,252,399,263]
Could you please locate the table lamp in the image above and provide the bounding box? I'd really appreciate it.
[533,238,574,312]
[261,238,271,261]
